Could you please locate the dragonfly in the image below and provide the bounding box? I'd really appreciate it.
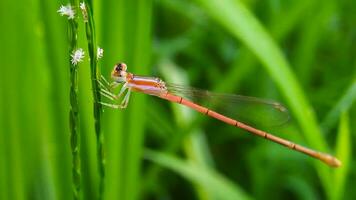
[99,62,341,167]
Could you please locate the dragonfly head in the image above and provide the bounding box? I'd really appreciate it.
[111,62,128,83]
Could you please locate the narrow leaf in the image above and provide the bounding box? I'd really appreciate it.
[332,112,351,200]
[144,149,250,200]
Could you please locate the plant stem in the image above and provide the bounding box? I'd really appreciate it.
[83,1,105,199]
[68,0,80,199]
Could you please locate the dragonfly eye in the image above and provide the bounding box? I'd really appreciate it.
[115,64,121,72]
[115,63,127,72]
[112,63,128,80]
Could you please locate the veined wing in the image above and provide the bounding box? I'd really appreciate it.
[166,83,290,127]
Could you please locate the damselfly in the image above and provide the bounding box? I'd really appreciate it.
[99,63,341,167]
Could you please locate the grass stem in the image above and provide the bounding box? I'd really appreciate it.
[82,1,105,199]
[68,0,81,199]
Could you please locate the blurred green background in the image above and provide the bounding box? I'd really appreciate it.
[0,0,355,199]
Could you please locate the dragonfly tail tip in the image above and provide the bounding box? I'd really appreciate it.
[321,154,342,168]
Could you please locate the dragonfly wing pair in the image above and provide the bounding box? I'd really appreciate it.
[166,83,290,128]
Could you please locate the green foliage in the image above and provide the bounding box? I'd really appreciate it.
[0,0,355,200]
[144,149,250,200]
[81,0,105,199]
[333,112,351,200]
[67,0,81,199]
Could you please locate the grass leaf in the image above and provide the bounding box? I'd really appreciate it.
[332,112,351,200]
[144,149,250,200]
[321,77,356,133]
[82,1,105,198]
[67,0,81,199]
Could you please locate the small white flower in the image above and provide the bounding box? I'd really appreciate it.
[80,2,86,10]
[80,2,88,22]
[97,47,104,59]
[71,48,85,65]
[57,4,75,19]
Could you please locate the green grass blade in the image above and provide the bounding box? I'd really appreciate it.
[160,60,216,199]
[183,131,217,200]
[195,0,333,196]
[321,77,356,133]
[144,149,250,200]
[0,29,7,200]
[124,2,153,200]
[0,1,29,199]
[0,92,6,200]
[292,1,335,83]
[269,0,314,38]
[67,0,81,199]
[40,1,72,199]
[332,112,351,200]
[99,0,126,199]
[82,1,105,199]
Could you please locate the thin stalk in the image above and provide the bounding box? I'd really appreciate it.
[332,112,351,200]
[82,1,105,199]
[68,0,81,199]
[321,76,356,133]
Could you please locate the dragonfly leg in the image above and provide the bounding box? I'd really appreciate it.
[110,81,120,90]
[100,86,118,98]
[100,90,116,101]
[100,75,111,87]
[99,93,130,109]
[119,89,131,108]
[99,101,122,109]
[98,75,121,92]
[100,82,128,99]
[99,85,131,109]
[117,83,128,98]
[98,79,109,91]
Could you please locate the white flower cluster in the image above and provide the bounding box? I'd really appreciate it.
[57,5,75,19]
[97,47,104,59]
[71,48,85,65]
[58,4,104,65]
[79,2,86,10]
[80,2,88,22]
[58,2,86,20]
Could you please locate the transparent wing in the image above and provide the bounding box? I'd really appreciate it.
[166,83,290,127]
